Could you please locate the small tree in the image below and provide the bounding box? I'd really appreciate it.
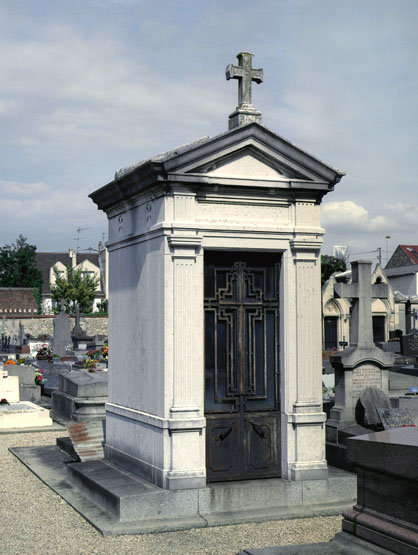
[51,265,100,314]
[0,235,43,312]
[321,255,346,286]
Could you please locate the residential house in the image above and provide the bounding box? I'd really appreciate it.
[36,249,105,314]
[385,245,418,332]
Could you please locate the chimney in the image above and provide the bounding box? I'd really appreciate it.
[69,248,77,268]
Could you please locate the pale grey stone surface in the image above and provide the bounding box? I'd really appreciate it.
[1,431,343,554]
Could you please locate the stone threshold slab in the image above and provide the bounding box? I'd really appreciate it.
[9,445,356,536]
[238,531,397,554]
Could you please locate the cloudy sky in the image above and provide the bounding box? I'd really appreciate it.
[1,0,417,265]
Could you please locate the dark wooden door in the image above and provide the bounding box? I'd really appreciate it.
[373,316,385,343]
[324,317,338,350]
[204,251,281,482]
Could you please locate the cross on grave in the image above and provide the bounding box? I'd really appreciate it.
[226,52,264,108]
[72,302,84,336]
[335,260,388,349]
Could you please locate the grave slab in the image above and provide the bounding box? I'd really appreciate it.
[0,401,52,429]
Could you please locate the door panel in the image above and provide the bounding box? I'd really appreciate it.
[204,251,281,482]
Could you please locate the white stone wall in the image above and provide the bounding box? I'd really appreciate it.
[104,179,328,486]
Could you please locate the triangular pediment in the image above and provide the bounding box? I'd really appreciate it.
[164,124,345,187]
[205,153,289,181]
[91,123,346,212]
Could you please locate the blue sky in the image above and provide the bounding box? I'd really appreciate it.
[1,0,417,264]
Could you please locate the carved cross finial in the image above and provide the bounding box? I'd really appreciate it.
[226,52,263,107]
[226,52,263,129]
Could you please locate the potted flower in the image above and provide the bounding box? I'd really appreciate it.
[36,344,52,362]
[0,398,9,405]
[34,369,44,387]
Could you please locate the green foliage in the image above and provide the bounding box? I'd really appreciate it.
[0,235,43,311]
[51,265,100,314]
[321,255,346,286]
[95,298,108,313]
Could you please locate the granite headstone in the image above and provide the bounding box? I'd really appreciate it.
[52,301,72,357]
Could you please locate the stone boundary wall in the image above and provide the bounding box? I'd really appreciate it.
[0,315,108,338]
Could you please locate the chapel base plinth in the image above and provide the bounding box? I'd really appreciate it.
[105,403,206,490]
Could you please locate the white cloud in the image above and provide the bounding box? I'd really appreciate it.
[0,179,105,250]
[321,201,389,232]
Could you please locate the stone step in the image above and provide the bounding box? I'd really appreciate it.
[67,459,199,522]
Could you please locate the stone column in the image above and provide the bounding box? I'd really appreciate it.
[285,239,328,480]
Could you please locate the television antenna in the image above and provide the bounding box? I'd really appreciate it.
[73,227,90,252]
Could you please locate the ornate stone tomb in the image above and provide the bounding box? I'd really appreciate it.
[90,52,345,489]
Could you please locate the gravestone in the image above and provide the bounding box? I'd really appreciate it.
[36,361,71,396]
[0,369,19,402]
[71,303,94,350]
[6,364,40,403]
[326,261,394,469]
[400,329,418,361]
[377,407,415,429]
[358,386,391,427]
[52,301,72,357]
[88,51,346,490]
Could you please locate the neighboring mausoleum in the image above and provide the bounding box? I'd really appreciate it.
[90,52,345,489]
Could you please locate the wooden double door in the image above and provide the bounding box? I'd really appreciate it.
[204,251,281,482]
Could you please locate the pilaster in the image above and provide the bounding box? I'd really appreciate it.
[165,233,206,488]
[287,239,328,480]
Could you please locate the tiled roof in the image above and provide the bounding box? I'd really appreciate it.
[0,288,38,315]
[35,252,100,294]
[400,245,418,265]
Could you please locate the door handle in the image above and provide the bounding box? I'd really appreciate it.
[217,424,234,441]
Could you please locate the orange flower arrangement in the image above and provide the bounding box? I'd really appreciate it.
[4,360,16,366]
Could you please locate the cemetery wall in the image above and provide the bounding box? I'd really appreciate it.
[1,315,108,338]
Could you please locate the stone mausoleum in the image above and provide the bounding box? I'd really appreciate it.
[90,52,345,490]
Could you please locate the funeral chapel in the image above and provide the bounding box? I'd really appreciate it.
[90,52,345,489]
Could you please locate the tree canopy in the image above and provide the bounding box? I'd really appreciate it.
[321,255,347,286]
[51,265,100,313]
[0,234,43,289]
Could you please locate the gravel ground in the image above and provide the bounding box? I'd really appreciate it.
[0,430,342,555]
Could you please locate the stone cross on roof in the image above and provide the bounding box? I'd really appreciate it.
[226,52,263,130]
[335,260,389,349]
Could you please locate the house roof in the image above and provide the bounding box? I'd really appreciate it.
[0,288,38,315]
[386,245,418,270]
[400,245,418,265]
[90,121,345,212]
[36,252,100,294]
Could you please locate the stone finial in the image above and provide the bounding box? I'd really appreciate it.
[226,52,263,129]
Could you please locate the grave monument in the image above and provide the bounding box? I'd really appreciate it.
[326,260,395,468]
[90,51,345,489]
[52,301,72,357]
[10,53,358,534]
[0,368,52,429]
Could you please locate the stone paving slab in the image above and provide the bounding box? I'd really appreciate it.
[9,444,356,536]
